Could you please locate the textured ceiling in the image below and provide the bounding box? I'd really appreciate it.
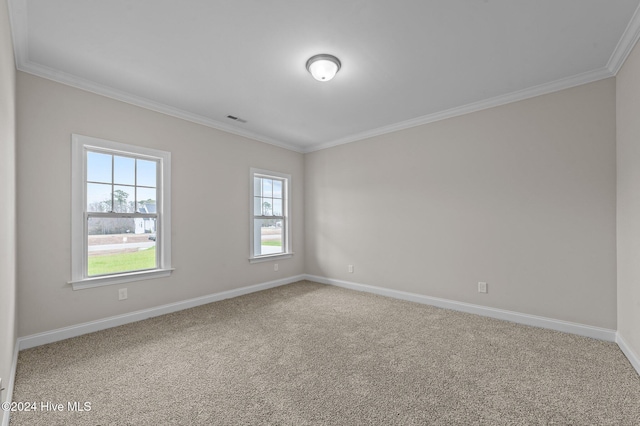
[8,0,640,152]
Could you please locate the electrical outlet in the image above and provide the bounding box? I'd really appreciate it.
[274,263,279,271]
[118,288,128,300]
[348,265,354,273]
[478,282,488,293]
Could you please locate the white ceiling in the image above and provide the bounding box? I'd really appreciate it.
[8,0,640,152]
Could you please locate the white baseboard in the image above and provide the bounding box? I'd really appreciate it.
[616,333,640,377]
[7,272,633,420]
[18,274,305,351]
[304,274,617,342]
[1,343,19,426]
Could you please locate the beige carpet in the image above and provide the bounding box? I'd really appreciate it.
[9,281,640,425]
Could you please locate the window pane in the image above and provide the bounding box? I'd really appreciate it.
[87,183,112,212]
[114,155,135,185]
[254,177,262,196]
[112,186,135,213]
[134,216,157,236]
[254,196,262,216]
[272,197,283,216]
[262,179,273,197]
[261,198,273,216]
[272,180,282,198]
[87,151,112,183]
[253,218,283,256]
[137,187,157,212]
[88,217,157,276]
[137,159,157,187]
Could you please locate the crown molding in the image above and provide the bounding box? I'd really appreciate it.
[8,2,305,152]
[7,0,27,68]
[6,2,306,154]
[16,60,305,153]
[607,2,640,75]
[17,53,614,155]
[8,0,635,155]
[304,67,614,153]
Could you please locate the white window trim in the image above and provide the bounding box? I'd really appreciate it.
[249,168,293,263]
[70,134,173,290]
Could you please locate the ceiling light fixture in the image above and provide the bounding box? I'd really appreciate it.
[306,54,341,82]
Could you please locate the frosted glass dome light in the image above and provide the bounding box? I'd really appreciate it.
[306,54,341,82]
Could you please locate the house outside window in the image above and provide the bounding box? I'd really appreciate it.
[250,168,292,263]
[71,134,172,289]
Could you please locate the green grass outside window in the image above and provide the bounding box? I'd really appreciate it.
[88,247,156,276]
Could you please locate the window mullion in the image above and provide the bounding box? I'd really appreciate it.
[87,212,157,219]
[83,211,88,278]
[250,168,290,260]
[134,158,138,211]
[155,158,161,269]
[73,134,171,287]
[111,154,115,213]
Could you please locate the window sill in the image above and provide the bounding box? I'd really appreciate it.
[249,253,293,264]
[69,268,175,290]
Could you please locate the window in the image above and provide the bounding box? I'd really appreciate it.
[250,168,292,262]
[71,134,172,289]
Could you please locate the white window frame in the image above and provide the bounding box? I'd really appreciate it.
[70,134,173,290]
[249,168,293,263]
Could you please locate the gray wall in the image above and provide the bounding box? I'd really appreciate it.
[0,0,16,419]
[305,78,617,329]
[617,40,640,360]
[16,72,305,337]
[12,36,632,362]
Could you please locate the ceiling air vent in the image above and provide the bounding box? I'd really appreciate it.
[226,115,247,123]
